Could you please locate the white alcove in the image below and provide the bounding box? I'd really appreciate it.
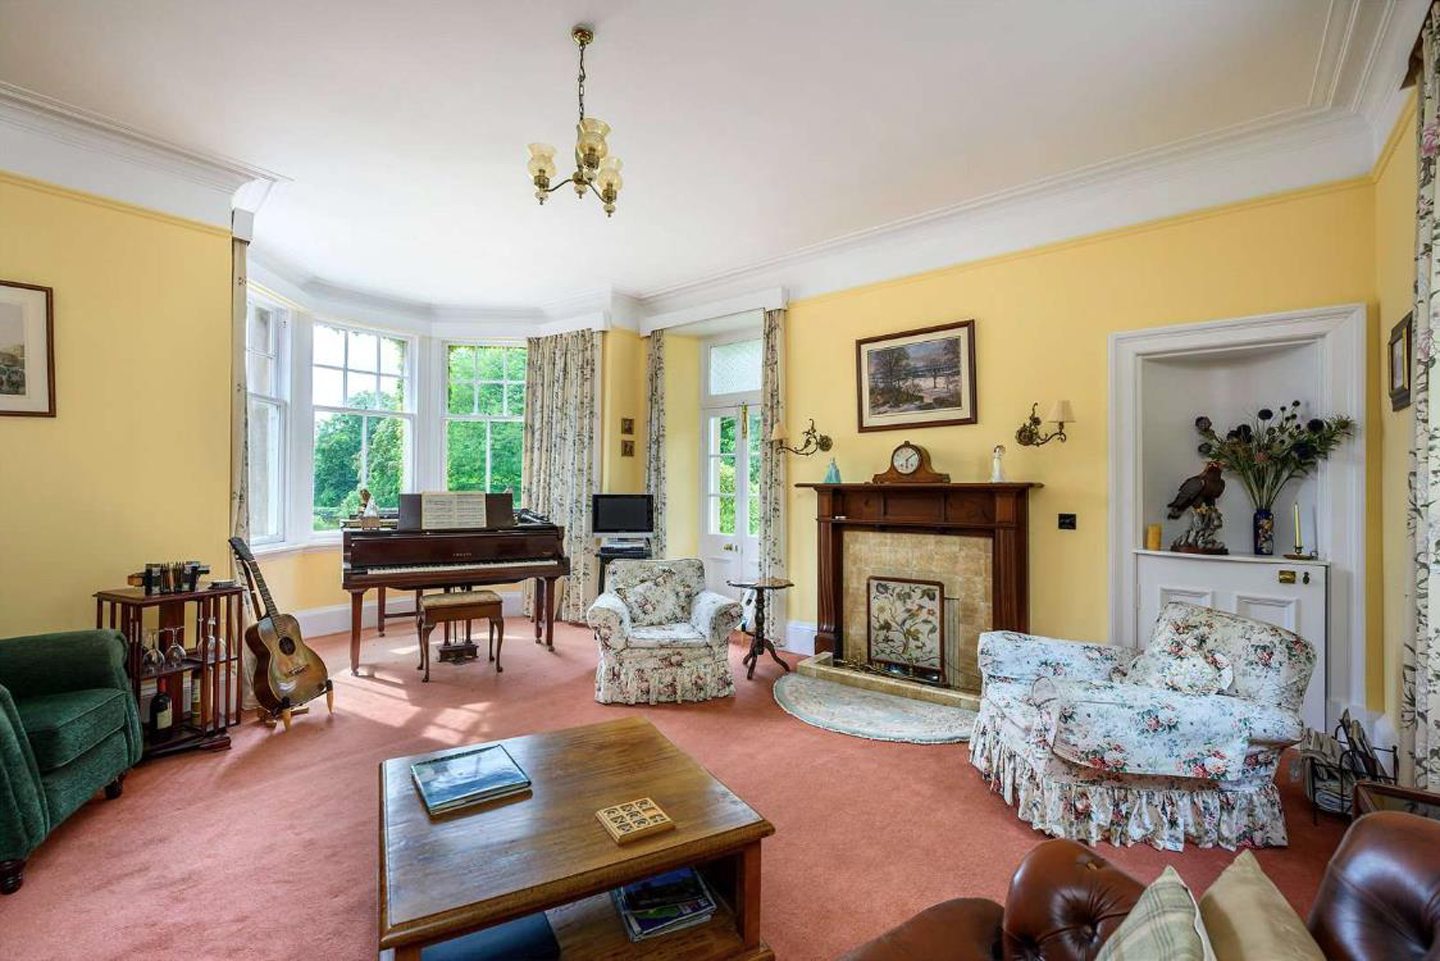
[1110,304,1367,729]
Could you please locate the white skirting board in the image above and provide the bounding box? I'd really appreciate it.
[292,590,526,638]
[783,621,817,656]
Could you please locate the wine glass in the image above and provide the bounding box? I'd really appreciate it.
[164,628,187,668]
[141,629,162,675]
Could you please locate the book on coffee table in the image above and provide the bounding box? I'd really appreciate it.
[610,867,718,941]
[411,744,530,815]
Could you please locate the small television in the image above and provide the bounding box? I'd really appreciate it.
[592,494,654,535]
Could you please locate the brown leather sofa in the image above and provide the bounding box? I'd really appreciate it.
[841,811,1440,961]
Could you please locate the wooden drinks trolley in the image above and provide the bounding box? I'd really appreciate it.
[94,584,244,758]
[378,717,774,960]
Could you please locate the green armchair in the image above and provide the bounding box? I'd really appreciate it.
[0,629,142,893]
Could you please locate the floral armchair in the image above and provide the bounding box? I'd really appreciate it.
[970,601,1316,851]
[585,558,743,705]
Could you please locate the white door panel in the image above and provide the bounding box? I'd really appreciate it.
[698,405,761,599]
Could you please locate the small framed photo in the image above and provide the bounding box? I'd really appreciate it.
[0,280,55,417]
[620,417,635,435]
[620,439,635,457]
[1390,311,1413,412]
[855,320,976,432]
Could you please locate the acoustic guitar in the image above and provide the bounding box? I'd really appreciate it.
[229,537,333,729]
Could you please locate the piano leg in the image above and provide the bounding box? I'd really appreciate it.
[349,589,365,675]
[377,587,387,637]
[544,576,557,651]
[533,577,543,644]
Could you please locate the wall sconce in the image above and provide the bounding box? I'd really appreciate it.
[771,418,833,456]
[1015,400,1075,447]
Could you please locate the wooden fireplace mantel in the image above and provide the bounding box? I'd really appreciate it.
[797,482,1041,660]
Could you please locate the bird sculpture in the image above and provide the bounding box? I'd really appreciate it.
[1166,463,1226,519]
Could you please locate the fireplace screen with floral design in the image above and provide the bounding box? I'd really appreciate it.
[866,576,946,685]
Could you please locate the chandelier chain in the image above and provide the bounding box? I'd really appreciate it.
[577,40,586,122]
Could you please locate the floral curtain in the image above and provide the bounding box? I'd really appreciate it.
[645,330,667,559]
[522,329,600,623]
[758,308,787,635]
[1406,5,1440,789]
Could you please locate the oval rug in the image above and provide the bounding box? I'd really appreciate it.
[772,673,976,743]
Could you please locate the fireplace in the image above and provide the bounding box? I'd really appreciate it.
[798,481,1038,697]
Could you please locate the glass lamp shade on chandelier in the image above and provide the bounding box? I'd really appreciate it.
[527,25,624,217]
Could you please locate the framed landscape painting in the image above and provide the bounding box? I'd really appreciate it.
[855,320,976,432]
[0,280,55,417]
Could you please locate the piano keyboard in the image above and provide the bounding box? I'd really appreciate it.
[361,560,557,575]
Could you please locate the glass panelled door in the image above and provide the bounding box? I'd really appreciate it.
[699,404,762,597]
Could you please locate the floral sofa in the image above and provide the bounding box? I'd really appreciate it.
[970,601,1316,851]
[585,558,743,705]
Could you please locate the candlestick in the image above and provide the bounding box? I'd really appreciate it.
[1293,502,1302,552]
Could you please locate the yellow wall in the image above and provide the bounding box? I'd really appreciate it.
[1374,91,1419,723]
[600,329,647,493]
[780,180,1382,695]
[0,172,233,636]
[663,334,702,558]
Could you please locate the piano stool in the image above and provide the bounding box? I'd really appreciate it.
[417,590,505,682]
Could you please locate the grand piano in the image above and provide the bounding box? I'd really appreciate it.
[341,520,568,675]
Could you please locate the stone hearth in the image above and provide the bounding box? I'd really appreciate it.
[797,652,980,711]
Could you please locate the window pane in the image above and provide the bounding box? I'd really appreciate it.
[505,347,528,380]
[247,397,283,541]
[247,352,274,395]
[313,366,344,407]
[347,372,380,409]
[717,456,736,495]
[313,412,362,530]
[490,421,523,502]
[715,415,737,455]
[446,420,488,491]
[448,381,475,415]
[476,346,506,380]
[504,383,525,415]
[380,336,405,376]
[708,339,762,395]
[247,307,272,355]
[379,375,404,411]
[364,415,407,509]
[716,496,736,535]
[314,323,345,367]
[448,345,475,381]
[348,330,379,371]
[477,383,504,415]
[748,502,760,537]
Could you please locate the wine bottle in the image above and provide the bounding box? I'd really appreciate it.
[149,690,174,743]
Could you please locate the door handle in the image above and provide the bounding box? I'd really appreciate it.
[722,543,737,552]
[1278,570,1296,584]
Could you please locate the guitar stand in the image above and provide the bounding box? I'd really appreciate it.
[259,680,335,732]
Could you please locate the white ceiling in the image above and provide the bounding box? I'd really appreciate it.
[0,1,1422,319]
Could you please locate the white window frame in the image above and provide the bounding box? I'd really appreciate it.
[306,318,418,539]
[700,330,763,541]
[440,339,527,499]
[245,296,290,546]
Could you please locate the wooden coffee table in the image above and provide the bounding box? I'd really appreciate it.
[378,717,775,960]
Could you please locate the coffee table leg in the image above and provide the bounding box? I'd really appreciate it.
[736,841,763,949]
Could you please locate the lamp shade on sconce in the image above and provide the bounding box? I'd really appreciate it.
[769,423,787,443]
[1046,400,1076,424]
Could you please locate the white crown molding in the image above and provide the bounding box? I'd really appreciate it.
[641,288,787,334]
[0,81,285,229]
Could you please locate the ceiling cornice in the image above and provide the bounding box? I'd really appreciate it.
[0,80,285,229]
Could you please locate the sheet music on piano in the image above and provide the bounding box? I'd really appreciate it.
[420,491,487,530]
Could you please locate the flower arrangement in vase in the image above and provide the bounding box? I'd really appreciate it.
[1193,402,1354,555]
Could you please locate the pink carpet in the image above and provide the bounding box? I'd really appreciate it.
[0,620,1347,960]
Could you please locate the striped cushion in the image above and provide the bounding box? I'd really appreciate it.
[1096,866,1215,961]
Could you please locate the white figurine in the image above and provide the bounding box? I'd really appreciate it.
[990,445,1006,482]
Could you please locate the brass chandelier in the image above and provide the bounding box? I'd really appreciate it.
[526,25,623,217]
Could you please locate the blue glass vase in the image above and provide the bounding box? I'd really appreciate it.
[823,458,841,484]
[1253,508,1275,556]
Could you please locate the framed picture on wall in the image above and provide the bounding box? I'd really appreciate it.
[1390,311,1413,412]
[0,280,55,417]
[855,320,976,432]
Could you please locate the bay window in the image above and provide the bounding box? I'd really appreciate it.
[445,344,526,504]
[245,300,287,544]
[310,322,413,530]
